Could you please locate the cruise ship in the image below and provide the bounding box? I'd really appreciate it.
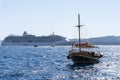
[1,31,72,46]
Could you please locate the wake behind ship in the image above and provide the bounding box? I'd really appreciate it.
[1,31,72,46]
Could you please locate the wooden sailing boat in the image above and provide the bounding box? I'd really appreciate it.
[67,14,103,64]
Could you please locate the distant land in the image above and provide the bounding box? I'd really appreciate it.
[70,36,120,45]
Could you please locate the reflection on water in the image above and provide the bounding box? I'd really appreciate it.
[0,45,120,79]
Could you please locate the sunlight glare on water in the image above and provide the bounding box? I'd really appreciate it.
[0,45,120,80]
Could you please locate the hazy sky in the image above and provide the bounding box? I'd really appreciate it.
[0,0,120,40]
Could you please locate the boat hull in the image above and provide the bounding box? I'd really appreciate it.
[70,55,99,64]
[67,51,102,64]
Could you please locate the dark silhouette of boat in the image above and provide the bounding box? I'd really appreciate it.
[67,14,103,64]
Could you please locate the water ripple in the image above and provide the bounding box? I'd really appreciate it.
[0,46,120,80]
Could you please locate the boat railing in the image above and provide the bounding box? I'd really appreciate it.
[69,46,101,54]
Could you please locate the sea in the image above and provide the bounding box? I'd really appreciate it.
[0,45,120,80]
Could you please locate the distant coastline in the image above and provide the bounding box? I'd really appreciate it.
[70,36,120,45]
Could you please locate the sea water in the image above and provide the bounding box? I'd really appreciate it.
[0,45,120,80]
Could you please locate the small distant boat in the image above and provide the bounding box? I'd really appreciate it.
[51,43,55,47]
[33,45,38,47]
[67,14,103,64]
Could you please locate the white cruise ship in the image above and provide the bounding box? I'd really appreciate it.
[1,31,72,46]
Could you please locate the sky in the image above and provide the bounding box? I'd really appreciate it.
[0,0,120,40]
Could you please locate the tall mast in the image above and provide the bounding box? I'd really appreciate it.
[78,14,81,52]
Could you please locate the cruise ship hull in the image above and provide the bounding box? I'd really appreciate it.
[1,41,69,46]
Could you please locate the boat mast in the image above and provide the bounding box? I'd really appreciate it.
[78,14,81,52]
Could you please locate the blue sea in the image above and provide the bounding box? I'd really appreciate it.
[0,45,120,80]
